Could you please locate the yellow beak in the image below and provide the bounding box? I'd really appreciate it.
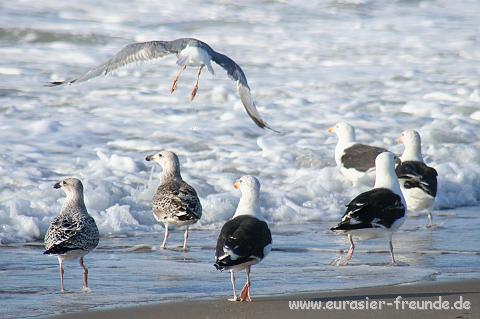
[327,127,335,134]
[234,181,240,189]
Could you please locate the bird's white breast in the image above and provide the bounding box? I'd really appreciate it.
[178,45,211,67]
[339,166,375,183]
[347,227,389,240]
[399,183,435,213]
[335,142,351,166]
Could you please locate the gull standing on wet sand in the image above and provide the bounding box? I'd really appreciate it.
[330,152,406,265]
[396,130,438,226]
[44,178,99,293]
[214,175,272,302]
[145,150,202,250]
[48,38,277,132]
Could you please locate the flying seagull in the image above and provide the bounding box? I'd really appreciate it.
[48,38,277,132]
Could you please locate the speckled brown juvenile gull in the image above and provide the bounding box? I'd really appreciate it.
[145,150,202,250]
[44,178,99,293]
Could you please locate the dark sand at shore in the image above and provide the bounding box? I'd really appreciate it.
[47,279,479,319]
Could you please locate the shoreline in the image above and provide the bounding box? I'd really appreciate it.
[46,279,479,319]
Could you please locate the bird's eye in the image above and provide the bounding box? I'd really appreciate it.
[62,181,66,185]
[158,154,162,157]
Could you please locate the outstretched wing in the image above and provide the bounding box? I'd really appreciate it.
[48,40,184,86]
[209,50,279,133]
[49,37,277,132]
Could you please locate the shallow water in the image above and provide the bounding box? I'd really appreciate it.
[1,207,479,318]
[1,0,480,318]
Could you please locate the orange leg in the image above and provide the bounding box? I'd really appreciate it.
[170,64,186,94]
[239,266,252,302]
[190,66,203,100]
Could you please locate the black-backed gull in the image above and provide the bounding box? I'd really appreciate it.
[396,130,437,226]
[214,175,272,302]
[328,122,387,183]
[331,152,406,265]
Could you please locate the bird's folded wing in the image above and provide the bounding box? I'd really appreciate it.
[44,216,82,251]
[396,162,423,179]
[155,182,202,220]
[337,189,405,229]
[396,162,438,196]
[176,182,202,219]
[341,144,387,171]
[215,217,271,260]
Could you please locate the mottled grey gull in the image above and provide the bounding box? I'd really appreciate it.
[145,150,202,250]
[49,38,277,131]
[214,175,272,302]
[44,178,99,293]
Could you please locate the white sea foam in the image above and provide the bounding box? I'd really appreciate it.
[0,1,478,244]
